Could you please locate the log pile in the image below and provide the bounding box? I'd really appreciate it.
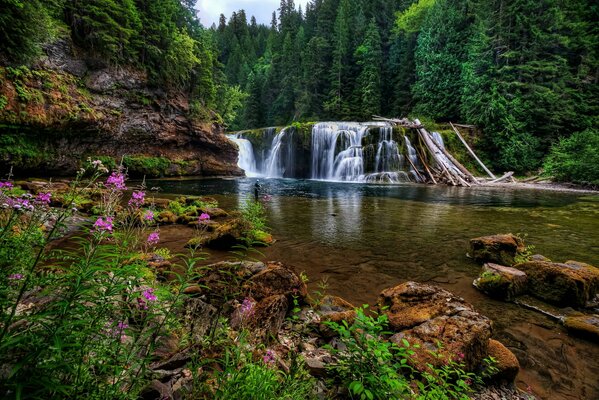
[373,116,503,187]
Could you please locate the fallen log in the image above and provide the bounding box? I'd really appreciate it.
[489,172,514,184]
[450,122,496,179]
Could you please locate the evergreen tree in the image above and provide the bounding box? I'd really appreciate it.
[354,18,383,119]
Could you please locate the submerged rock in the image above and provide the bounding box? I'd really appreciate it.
[515,260,599,307]
[473,263,528,301]
[563,314,599,342]
[470,234,525,266]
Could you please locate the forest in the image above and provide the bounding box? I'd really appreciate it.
[0,0,598,180]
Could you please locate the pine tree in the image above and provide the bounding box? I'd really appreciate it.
[355,18,383,119]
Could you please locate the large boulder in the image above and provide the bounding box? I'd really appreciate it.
[514,261,599,307]
[470,234,525,266]
[380,282,492,371]
[199,218,249,250]
[377,281,477,331]
[182,298,217,344]
[230,295,289,339]
[473,263,528,301]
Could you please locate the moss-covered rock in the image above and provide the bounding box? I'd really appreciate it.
[473,263,528,301]
[486,339,520,382]
[514,260,599,307]
[563,314,599,342]
[470,234,525,266]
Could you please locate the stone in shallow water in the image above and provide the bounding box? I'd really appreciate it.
[473,263,528,301]
[563,314,599,342]
[515,260,599,307]
[470,234,525,266]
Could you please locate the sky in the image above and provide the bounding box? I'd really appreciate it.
[197,0,310,28]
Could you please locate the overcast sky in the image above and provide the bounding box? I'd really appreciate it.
[197,0,310,28]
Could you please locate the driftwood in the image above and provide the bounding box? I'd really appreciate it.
[489,172,515,184]
[450,122,496,179]
[372,116,495,187]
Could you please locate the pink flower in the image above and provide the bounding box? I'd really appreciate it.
[199,213,211,222]
[263,349,275,365]
[147,232,160,246]
[35,192,51,205]
[0,181,14,189]
[240,298,255,317]
[105,172,127,190]
[143,210,154,221]
[128,191,145,207]
[142,288,158,302]
[93,217,113,233]
[8,274,24,280]
[105,320,128,342]
[262,195,272,202]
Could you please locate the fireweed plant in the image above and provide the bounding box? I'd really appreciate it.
[0,163,199,399]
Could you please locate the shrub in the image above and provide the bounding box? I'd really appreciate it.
[543,129,599,186]
[123,155,171,177]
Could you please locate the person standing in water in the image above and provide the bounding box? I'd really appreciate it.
[254,180,261,202]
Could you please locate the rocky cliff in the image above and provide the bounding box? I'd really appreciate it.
[0,38,242,178]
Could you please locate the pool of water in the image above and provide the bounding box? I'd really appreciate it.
[151,177,599,400]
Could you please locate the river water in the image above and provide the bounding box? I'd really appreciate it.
[152,177,599,400]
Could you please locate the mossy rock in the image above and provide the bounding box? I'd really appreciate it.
[473,263,528,301]
[251,229,274,245]
[563,314,599,342]
[515,261,599,307]
[470,234,525,266]
[157,210,178,224]
[486,339,520,382]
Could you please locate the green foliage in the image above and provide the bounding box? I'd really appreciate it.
[213,339,315,400]
[324,307,413,399]
[325,306,491,400]
[241,199,268,235]
[0,95,8,111]
[395,0,437,34]
[544,129,599,186]
[123,155,171,177]
[0,133,46,168]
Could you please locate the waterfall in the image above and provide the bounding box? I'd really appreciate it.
[264,127,290,178]
[311,122,369,181]
[362,125,408,183]
[404,136,422,182]
[227,134,258,177]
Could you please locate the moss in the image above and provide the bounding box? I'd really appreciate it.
[0,132,48,168]
[123,155,171,177]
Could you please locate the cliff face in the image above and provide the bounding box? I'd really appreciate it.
[0,38,242,178]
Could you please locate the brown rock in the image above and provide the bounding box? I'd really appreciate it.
[158,211,178,224]
[473,263,528,301]
[202,218,249,250]
[231,295,289,339]
[243,262,308,301]
[316,295,356,337]
[515,261,599,307]
[470,234,525,266]
[486,339,519,382]
[563,314,599,342]
[377,281,475,331]
[391,309,492,371]
[183,298,217,344]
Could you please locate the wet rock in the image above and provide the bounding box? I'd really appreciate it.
[201,207,229,219]
[486,339,520,382]
[183,298,217,343]
[531,254,551,262]
[470,234,525,266]
[243,262,308,301]
[247,295,289,338]
[563,314,599,342]
[377,281,476,331]
[473,263,528,301]
[391,309,492,371]
[252,229,275,245]
[515,261,599,307]
[202,218,249,250]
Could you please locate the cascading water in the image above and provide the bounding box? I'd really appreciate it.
[231,122,423,183]
[226,134,258,177]
[264,127,290,178]
[362,125,409,183]
[404,136,422,182]
[311,122,369,181]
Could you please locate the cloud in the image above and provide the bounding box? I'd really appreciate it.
[197,0,309,28]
